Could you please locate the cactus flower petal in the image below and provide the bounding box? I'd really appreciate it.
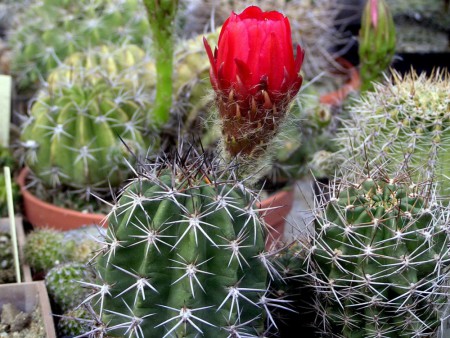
[204,6,304,158]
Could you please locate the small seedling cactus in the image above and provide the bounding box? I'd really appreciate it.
[304,168,450,337]
[80,151,279,337]
[20,44,158,192]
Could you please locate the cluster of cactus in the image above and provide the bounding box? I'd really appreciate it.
[78,151,280,337]
[8,0,151,91]
[304,169,450,336]
[184,0,348,81]
[24,228,69,273]
[340,70,450,198]
[20,44,158,193]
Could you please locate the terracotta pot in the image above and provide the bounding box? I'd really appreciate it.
[319,57,360,106]
[260,188,295,248]
[17,168,106,231]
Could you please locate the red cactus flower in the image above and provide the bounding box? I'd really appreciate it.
[204,6,304,158]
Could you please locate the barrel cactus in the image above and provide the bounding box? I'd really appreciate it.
[305,170,450,337]
[20,44,158,191]
[340,71,450,198]
[80,152,278,337]
[8,0,151,91]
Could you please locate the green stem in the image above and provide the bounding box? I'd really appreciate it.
[152,42,174,126]
[143,0,179,126]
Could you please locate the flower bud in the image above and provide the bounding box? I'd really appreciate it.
[204,6,304,160]
[359,0,396,92]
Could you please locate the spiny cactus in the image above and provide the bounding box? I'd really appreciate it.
[305,169,450,337]
[20,44,158,192]
[8,0,151,91]
[339,70,450,198]
[45,262,95,312]
[79,151,284,337]
[24,228,71,273]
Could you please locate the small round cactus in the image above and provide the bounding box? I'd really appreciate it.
[20,44,158,191]
[305,169,450,336]
[8,0,151,91]
[45,262,95,312]
[340,70,450,198]
[24,228,70,273]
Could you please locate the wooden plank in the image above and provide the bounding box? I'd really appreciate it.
[0,74,11,147]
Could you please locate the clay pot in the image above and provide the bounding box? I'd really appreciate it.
[17,168,105,231]
[260,188,295,248]
[319,57,360,106]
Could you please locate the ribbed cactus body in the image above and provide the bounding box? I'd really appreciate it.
[92,161,269,337]
[308,174,450,337]
[341,71,450,197]
[9,0,150,90]
[20,45,157,189]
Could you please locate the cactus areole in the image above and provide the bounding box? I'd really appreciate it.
[204,6,304,158]
[92,155,270,337]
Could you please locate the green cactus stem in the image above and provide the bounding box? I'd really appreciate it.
[80,151,282,337]
[143,0,179,126]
